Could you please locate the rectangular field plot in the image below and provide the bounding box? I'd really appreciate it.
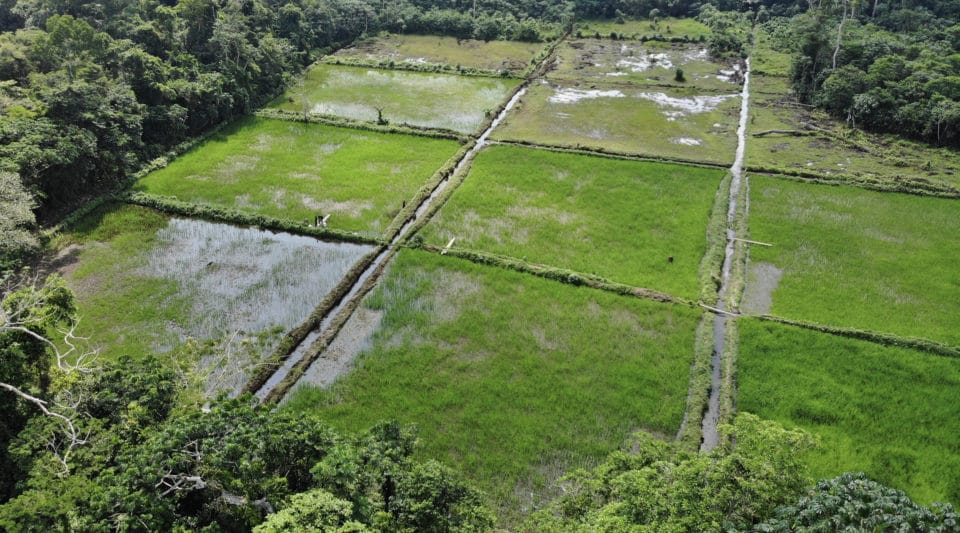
[135,117,460,236]
[332,33,544,75]
[744,175,960,346]
[492,80,740,164]
[53,204,373,392]
[284,250,700,524]
[270,63,521,134]
[549,39,743,92]
[738,319,960,506]
[418,145,723,297]
[574,17,711,42]
[747,75,960,189]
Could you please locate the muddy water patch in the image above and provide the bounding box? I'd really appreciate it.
[140,218,373,341]
[741,261,783,315]
[636,92,738,118]
[548,87,626,104]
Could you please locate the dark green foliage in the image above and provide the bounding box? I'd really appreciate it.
[758,473,958,531]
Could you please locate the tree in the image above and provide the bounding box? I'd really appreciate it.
[0,172,38,271]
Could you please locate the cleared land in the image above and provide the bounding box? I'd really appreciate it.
[747,75,960,189]
[574,17,711,41]
[135,117,459,236]
[747,175,960,346]
[750,24,792,77]
[270,63,521,133]
[284,250,701,525]
[332,33,544,75]
[52,204,372,382]
[550,39,743,92]
[493,80,740,164]
[418,144,723,297]
[738,319,960,506]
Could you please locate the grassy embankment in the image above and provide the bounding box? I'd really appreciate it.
[747,175,960,346]
[134,116,459,237]
[285,250,701,525]
[417,144,723,299]
[270,63,521,134]
[738,319,960,506]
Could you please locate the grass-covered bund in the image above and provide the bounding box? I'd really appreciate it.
[418,144,723,298]
[134,116,460,236]
[270,63,521,133]
[284,249,700,525]
[747,175,960,346]
[738,319,960,506]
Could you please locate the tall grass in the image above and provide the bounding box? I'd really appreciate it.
[748,175,960,346]
[418,145,723,298]
[738,318,960,506]
[284,250,700,526]
[134,117,458,236]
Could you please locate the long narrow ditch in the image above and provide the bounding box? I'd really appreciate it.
[700,57,751,451]
[253,84,532,402]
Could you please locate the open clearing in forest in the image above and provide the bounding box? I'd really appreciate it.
[134,117,459,236]
[492,80,740,164]
[270,63,521,133]
[574,17,711,41]
[283,250,700,525]
[332,33,544,75]
[549,39,742,92]
[747,75,960,188]
[747,175,960,346]
[738,319,960,506]
[52,203,372,391]
[418,144,723,297]
[750,24,792,77]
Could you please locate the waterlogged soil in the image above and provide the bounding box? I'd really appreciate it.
[741,261,783,315]
[549,39,742,92]
[61,205,373,387]
[271,63,520,133]
[332,33,544,74]
[493,80,739,164]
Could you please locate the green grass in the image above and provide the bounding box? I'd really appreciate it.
[574,17,711,41]
[750,27,793,77]
[550,39,741,92]
[134,117,459,236]
[271,63,521,134]
[417,145,723,298]
[748,175,960,346]
[747,76,960,188]
[738,319,960,506]
[333,33,545,74]
[284,249,701,526]
[493,81,740,164]
[53,203,372,363]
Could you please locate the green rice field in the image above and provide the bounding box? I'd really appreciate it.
[333,33,545,74]
[418,144,723,297]
[270,63,521,133]
[53,204,372,368]
[493,80,740,164]
[747,175,960,346]
[549,39,743,92]
[738,319,960,506]
[284,249,701,525]
[135,117,460,236]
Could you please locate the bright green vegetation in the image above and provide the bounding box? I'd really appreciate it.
[747,77,960,188]
[574,17,711,41]
[54,203,372,363]
[493,81,739,164]
[748,175,960,346]
[270,63,521,133]
[550,39,741,92]
[418,145,722,297]
[750,25,792,77]
[135,117,458,236]
[285,249,701,525]
[333,33,544,74]
[738,319,960,506]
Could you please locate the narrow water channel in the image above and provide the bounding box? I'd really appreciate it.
[700,57,751,451]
